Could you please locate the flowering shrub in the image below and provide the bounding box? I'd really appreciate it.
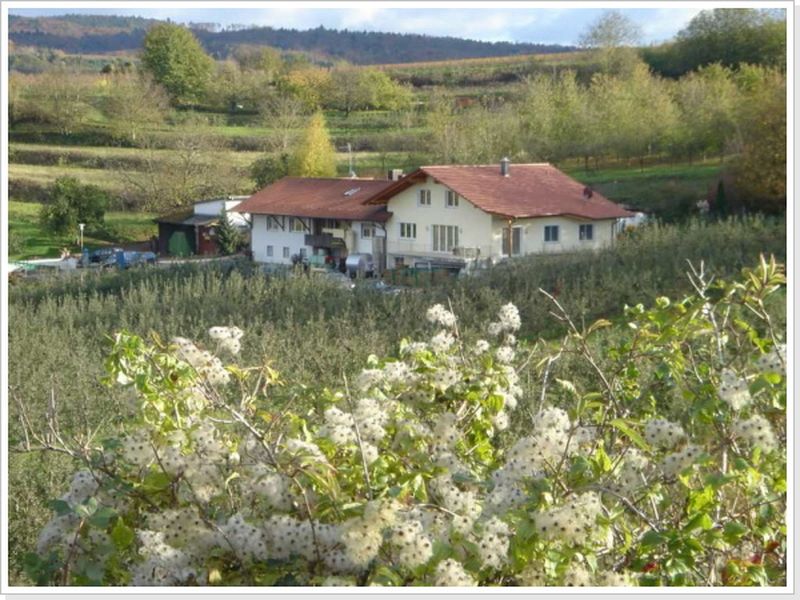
[26,257,786,587]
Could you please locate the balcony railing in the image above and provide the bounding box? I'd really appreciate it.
[305,233,334,247]
[387,240,492,258]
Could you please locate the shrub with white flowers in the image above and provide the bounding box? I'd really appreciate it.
[27,257,786,587]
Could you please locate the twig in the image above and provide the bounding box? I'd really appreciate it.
[590,485,660,531]
[342,374,374,501]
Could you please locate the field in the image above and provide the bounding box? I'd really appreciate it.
[7,216,786,585]
[8,200,157,260]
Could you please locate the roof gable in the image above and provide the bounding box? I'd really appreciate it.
[367,164,633,220]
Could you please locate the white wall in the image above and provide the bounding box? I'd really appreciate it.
[490,216,616,256]
[195,198,249,228]
[384,177,493,264]
[250,215,312,264]
[351,220,385,255]
[250,216,385,263]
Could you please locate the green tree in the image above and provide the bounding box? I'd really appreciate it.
[592,64,678,169]
[579,10,643,75]
[288,112,337,177]
[731,67,785,214]
[671,9,786,73]
[328,67,413,116]
[249,153,289,189]
[520,71,595,164]
[672,63,739,163]
[215,209,243,255]
[140,23,214,103]
[39,177,109,236]
[231,44,283,79]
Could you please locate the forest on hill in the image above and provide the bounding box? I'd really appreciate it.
[9,13,573,64]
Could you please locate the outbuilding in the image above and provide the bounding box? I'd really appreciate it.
[155,196,250,257]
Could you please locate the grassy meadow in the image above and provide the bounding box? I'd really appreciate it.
[8,200,157,260]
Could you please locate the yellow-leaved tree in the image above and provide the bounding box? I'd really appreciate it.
[288,112,338,177]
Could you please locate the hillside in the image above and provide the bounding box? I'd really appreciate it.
[8,13,574,64]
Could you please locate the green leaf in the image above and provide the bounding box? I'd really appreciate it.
[609,418,649,451]
[48,499,73,516]
[684,513,713,532]
[723,521,748,545]
[75,497,98,518]
[687,486,715,514]
[111,520,135,550]
[88,506,117,529]
[641,530,667,548]
[85,561,105,583]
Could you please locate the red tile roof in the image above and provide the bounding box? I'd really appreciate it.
[367,164,634,220]
[233,177,394,222]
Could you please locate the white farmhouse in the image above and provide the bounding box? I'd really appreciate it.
[233,177,394,268]
[236,160,633,272]
[366,159,634,270]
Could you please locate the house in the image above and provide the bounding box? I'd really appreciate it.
[237,160,633,272]
[232,177,394,268]
[155,196,250,257]
[364,160,634,270]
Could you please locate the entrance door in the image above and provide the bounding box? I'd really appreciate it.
[502,226,522,256]
[168,230,192,257]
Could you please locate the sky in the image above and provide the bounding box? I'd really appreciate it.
[8,4,713,46]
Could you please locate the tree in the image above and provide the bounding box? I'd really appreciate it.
[215,209,243,255]
[579,10,643,75]
[259,93,307,154]
[730,67,786,214]
[288,112,337,177]
[520,71,594,164]
[591,64,678,169]
[672,63,739,163]
[102,72,170,144]
[24,70,93,135]
[140,23,214,103]
[231,44,283,79]
[672,9,786,73]
[276,67,332,110]
[119,130,240,210]
[327,67,413,116]
[39,177,109,236]
[249,153,289,190]
[204,60,272,112]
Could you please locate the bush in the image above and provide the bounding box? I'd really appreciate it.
[38,176,109,236]
[22,258,786,586]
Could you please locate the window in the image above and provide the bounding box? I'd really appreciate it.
[265,216,277,231]
[394,257,405,268]
[400,223,417,239]
[579,224,594,241]
[361,224,373,238]
[432,225,460,252]
[267,245,273,257]
[502,226,522,256]
[544,225,560,243]
[283,246,290,258]
[445,190,459,208]
[290,218,305,232]
[418,189,431,207]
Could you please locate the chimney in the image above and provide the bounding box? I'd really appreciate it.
[500,157,510,177]
[388,168,404,181]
